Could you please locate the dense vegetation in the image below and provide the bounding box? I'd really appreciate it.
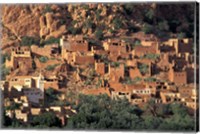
[3,94,196,131]
[20,36,60,47]
[66,94,195,131]
[65,3,194,40]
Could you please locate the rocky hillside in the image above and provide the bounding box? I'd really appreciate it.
[1,3,195,50]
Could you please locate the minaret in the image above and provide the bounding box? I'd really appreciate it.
[38,71,44,92]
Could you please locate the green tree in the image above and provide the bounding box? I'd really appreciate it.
[39,56,49,63]
[158,21,169,31]
[1,65,10,80]
[20,36,40,46]
[142,23,154,34]
[138,63,149,75]
[113,18,123,30]
[1,53,11,64]
[95,28,104,40]
[43,5,53,14]
[45,87,60,106]
[142,54,160,60]
[45,64,59,71]
[41,37,60,45]
[31,112,62,128]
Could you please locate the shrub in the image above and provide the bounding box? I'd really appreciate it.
[68,26,81,35]
[142,23,154,34]
[43,5,53,14]
[144,77,157,82]
[111,62,120,68]
[45,64,59,71]
[82,4,89,10]
[145,9,154,21]
[1,65,10,80]
[177,32,186,39]
[84,79,92,85]
[39,56,49,63]
[95,28,104,40]
[84,19,94,29]
[138,63,149,75]
[20,36,40,46]
[142,54,160,60]
[42,37,60,45]
[95,9,102,21]
[133,77,142,83]
[1,53,11,64]
[158,21,169,31]
[122,77,134,85]
[130,39,141,49]
[124,4,134,15]
[113,18,123,30]
[32,112,62,127]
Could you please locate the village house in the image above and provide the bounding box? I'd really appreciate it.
[95,61,107,75]
[103,38,127,53]
[43,75,59,90]
[162,38,193,54]
[73,52,95,65]
[129,84,152,96]
[108,63,125,82]
[2,74,45,105]
[5,46,32,71]
[61,51,94,65]
[157,53,171,71]
[109,83,131,101]
[8,74,44,91]
[168,66,187,85]
[133,40,160,57]
[160,90,181,104]
[60,35,89,58]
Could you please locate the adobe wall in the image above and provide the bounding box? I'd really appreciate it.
[70,43,88,52]
[169,69,187,85]
[74,56,94,65]
[95,62,105,75]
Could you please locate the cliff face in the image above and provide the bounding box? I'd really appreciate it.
[1,5,67,49]
[1,3,195,50]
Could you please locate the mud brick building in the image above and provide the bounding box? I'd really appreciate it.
[103,38,127,53]
[108,63,125,82]
[168,67,187,85]
[60,35,89,54]
[95,61,106,75]
[5,46,32,71]
[134,41,160,57]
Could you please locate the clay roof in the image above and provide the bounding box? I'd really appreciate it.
[126,84,146,90]
[109,82,131,92]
